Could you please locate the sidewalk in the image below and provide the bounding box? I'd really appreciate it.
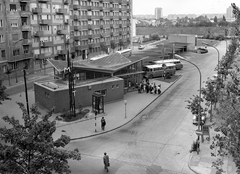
[52,75,182,140]
[188,118,238,174]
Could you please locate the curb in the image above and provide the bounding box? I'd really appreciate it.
[70,75,182,141]
[188,153,201,174]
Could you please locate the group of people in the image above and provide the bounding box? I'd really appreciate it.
[137,81,161,95]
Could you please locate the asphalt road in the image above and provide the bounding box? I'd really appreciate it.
[65,41,227,174]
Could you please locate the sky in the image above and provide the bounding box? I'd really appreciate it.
[132,0,238,16]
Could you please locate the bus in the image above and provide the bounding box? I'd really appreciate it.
[117,49,132,57]
[143,63,176,79]
[152,59,183,70]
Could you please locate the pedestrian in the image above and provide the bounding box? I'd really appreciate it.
[154,83,157,94]
[101,117,106,131]
[157,84,161,95]
[103,152,110,172]
[150,83,154,94]
[146,83,149,93]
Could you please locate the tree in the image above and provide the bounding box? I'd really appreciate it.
[201,79,218,122]
[110,41,116,52]
[222,15,226,22]
[0,102,81,174]
[5,66,12,86]
[214,16,218,23]
[185,95,205,116]
[0,80,10,104]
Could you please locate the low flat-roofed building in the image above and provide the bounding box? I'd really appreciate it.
[34,52,148,113]
[168,34,197,51]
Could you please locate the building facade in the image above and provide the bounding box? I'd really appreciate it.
[226,6,234,22]
[154,7,162,20]
[0,0,132,79]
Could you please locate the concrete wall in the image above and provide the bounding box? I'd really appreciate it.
[168,34,196,51]
[34,78,124,113]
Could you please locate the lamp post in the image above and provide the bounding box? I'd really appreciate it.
[202,42,220,74]
[175,54,203,151]
[13,38,23,83]
[124,100,127,118]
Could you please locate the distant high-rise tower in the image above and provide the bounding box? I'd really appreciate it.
[226,6,234,21]
[155,8,162,19]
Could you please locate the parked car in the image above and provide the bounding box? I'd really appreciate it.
[138,45,145,50]
[196,47,208,54]
[193,112,206,125]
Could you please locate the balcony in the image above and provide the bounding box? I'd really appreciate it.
[64,19,69,24]
[39,19,52,25]
[86,6,92,11]
[73,5,80,10]
[63,0,69,4]
[57,50,68,55]
[73,15,79,20]
[22,25,32,31]
[74,26,79,31]
[32,8,51,13]
[74,36,81,41]
[40,41,53,47]
[22,39,32,45]
[35,52,52,59]
[57,29,68,35]
[56,8,68,14]
[20,0,31,2]
[66,38,74,44]
[38,0,50,2]
[88,25,92,30]
[34,31,50,37]
[20,10,31,17]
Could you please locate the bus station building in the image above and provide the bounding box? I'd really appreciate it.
[34,53,148,113]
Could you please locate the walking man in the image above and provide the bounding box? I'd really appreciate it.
[103,152,110,172]
[101,117,106,131]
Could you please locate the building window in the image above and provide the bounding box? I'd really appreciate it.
[13,49,20,56]
[1,50,5,58]
[0,35,4,42]
[23,45,29,54]
[45,92,50,98]
[116,84,119,88]
[0,4,2,11]
[112,85,115,89]
[10,4,17,11]
[0,20,3,27]
[11,23,18,27]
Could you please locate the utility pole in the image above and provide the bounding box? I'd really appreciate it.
[66,51,76,117]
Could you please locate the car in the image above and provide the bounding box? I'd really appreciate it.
[196,47,208,54]
[193,112,206,125]
[138,45,145,50]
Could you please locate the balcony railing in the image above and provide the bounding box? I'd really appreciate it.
[38,0,50,2]
[39,19,52,25]
[56,8,68,14]
[57,50,68,55]
[22,25,32,31]
[22,39,32,45]
[63,0,69,4]
[35,52,52,59]
[57,29,68,35]
[40,41,53,47]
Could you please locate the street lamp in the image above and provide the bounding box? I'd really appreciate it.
[13,38,23,83]
[202,42,220,74]
[160,43,165,59]
[124,100,127,118]
[175,54,203,152]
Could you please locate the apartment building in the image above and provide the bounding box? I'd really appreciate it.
[0,0,132,79]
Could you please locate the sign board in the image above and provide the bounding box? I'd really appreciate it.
[202,125,210,136]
